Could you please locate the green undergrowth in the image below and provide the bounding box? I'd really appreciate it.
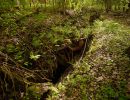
[48,20,130,100]
[0,8,91,99]
[1,8,130,99]
[0,9,90,68]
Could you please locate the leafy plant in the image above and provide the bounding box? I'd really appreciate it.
[6,44,16,53]
[30,52,41,61]
[32,36,42,47]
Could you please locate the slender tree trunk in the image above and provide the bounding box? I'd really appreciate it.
[16,0,20,7]
[104,0,112,12]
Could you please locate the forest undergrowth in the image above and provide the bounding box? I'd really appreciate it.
[0,6,130,100]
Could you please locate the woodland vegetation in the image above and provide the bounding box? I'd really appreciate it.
[0,0,130,100]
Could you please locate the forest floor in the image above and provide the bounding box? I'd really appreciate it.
[44,10,130,100]
[53,12,130,100]
[0,8,130,100]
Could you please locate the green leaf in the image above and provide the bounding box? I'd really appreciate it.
[30,52,41,61]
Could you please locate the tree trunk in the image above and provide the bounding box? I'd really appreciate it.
[104,0,112,12]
